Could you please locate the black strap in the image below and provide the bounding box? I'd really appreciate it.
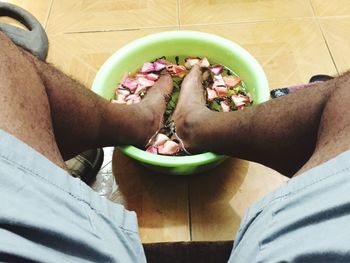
[0,2,48,60]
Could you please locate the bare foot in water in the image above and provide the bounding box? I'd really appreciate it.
[109,71,174,148]
[171,64,214,152]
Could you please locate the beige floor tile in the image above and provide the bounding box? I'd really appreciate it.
[47,27,177,88]
[319,17,350,73]
[0,0,52,27]
[112,151,190,243]
[311,0,350,17]
[183,19,338,88]
[189,159,287,241]
[47,0,178,34]
[179,0,314,26]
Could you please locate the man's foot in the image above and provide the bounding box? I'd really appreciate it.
[171,65,213,152]
[111,71,174,148]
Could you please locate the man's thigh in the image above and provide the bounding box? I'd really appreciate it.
[229,150,350,262]
[0,129,146,262]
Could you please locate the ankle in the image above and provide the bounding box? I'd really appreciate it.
[175,106,212,152]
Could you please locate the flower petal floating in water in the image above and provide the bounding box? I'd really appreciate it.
[155,57,170,65]
[213,75,228,96]
[153,133,170,147]
[146,146,158,154]
[223,76,241,87]
[220,101,231,112]
[153,61,166,71]
[117,86,131,96]
[141,62,155,73]
[121,77,138,92]
[137,76,155,87]
[206,88,218,101]
[171,65,187,78]
[232,94,250,107]
[158,140,180,155]
[146,73,160,81]
[210,64,224,75]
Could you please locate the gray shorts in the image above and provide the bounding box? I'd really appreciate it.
[229,149,350,262]
[0,130,146,262]
[2,128,350,263]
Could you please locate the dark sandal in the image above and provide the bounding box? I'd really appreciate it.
[309,74,334,83]
[66,148,104,184]
[270,74,334,98]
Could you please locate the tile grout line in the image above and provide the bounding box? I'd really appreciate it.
[309,0,340,75]
[44,0,54,30]
[48,15,346,36]
[59,25,177,35]
[178,16,317,27]
[187,179,193,241]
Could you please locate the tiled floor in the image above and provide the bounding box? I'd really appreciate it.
[1,0,349,243]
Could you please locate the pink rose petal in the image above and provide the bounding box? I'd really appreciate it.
[223,76,241,87]
[146,73,160,81]
[146,146,158,154]
[153,61,166,71]
[171,65,187,78]
[206,88,218,101]
[155,58,170,65]
[153,133,170,147]
[213,75,228,96]
[220,101,231,112]
[210,64,224,75]
[214,85,228,97]
[158,140,180,155]
[121,77,138,92]
[117,87,131,96]
[232,95,249,107]
[137,76,155,87]
[141,62,155,73]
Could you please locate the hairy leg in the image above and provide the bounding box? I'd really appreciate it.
[0,33,65,168]
[22,52,173,160]
[0,32,173,166]
[296,74,350,175]
[173,65,348,177]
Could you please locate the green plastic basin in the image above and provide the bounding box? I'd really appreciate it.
[92,31,269,175]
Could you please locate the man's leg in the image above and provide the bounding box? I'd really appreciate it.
[0,32,65,168]
[297,74,350,175]
[172,65,349,177]
[22,51,173,160]
[0,32,173,166]
[0,32,154,262]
